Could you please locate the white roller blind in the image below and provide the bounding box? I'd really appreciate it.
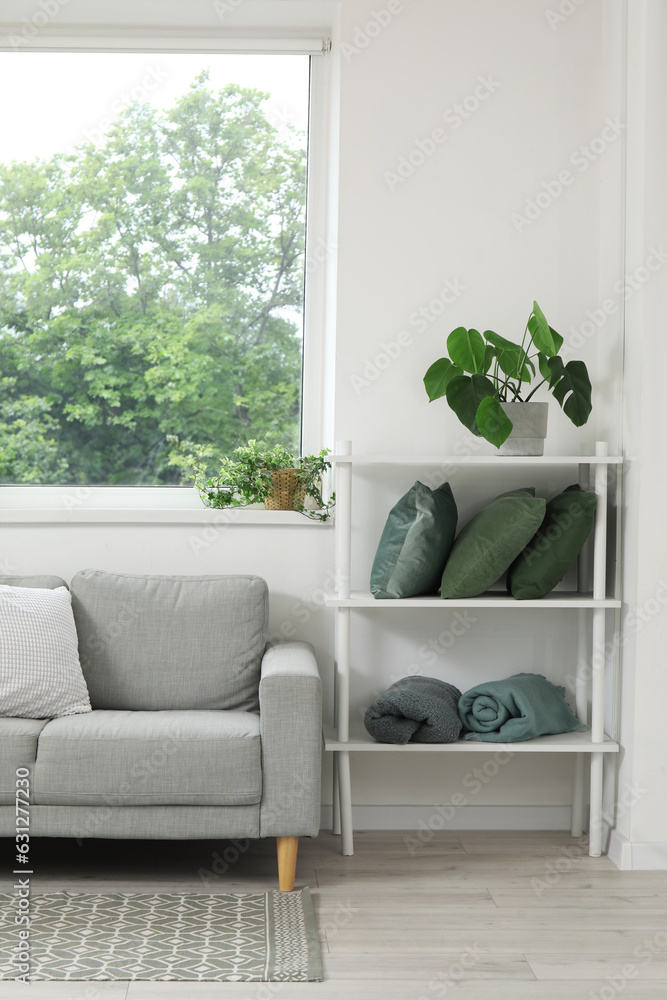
[0,30,330,54]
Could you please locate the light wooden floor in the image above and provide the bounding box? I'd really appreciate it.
[2,830,667,999]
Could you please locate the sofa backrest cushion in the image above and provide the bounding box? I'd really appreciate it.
[0,575,68,590]
[70,571,268,712]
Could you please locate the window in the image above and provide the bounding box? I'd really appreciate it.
[0,51,311,486]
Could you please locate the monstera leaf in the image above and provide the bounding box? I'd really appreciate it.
[446,327,487,373]
[546,358,592,427]
[445,374,496,434]
[423,358,463,401]
[475,396,513,447]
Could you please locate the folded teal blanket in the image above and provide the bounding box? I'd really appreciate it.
[458,672,587,743]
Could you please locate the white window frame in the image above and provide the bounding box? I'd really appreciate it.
[0,20,338,523]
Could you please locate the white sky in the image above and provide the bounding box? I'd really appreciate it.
[0,52,310,162]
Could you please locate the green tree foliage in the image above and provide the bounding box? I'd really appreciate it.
[0,72,306,484]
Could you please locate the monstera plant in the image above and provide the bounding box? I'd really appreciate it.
[423,301,592,448]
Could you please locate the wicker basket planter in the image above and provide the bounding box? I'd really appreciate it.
[264,468,307,510]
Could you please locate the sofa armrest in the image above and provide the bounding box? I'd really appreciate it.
[259,641,322,838]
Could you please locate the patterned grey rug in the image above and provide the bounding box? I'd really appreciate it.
[0,890,323,981]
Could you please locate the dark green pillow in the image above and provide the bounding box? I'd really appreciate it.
[371,482,458,599]
[507,484,597,599]
[441,488,546,599]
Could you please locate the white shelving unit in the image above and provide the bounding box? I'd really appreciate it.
[326,441,623,857]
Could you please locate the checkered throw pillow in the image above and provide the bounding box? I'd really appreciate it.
[0,585,91,718]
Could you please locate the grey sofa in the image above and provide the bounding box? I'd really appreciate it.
[0,570,322,891]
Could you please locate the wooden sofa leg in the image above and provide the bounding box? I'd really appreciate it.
[277,836,299,891]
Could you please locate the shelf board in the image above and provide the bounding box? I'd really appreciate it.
[324,726,619,754]
[329,454,624,466]
[326,591,621,609]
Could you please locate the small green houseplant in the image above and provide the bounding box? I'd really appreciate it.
[195,441,335,522]
[423,301,592,448]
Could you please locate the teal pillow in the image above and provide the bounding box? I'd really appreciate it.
[507,484,597,599]
[441,488,546,599]
[371,482,458,599]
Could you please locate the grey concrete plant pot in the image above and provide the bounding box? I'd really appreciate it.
[497,402,549,456]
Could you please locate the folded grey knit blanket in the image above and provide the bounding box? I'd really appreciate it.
[364,676,463,744]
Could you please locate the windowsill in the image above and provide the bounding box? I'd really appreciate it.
[0,508,331,525]
[0,487,332,525]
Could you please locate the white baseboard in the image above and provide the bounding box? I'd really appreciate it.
[320,804,572,831]
[608,830,667,869]
[608,830,633,869]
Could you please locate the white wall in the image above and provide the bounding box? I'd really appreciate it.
[610,0,667,869]
[335,0,625,455]
[333,0,626,823]
[4,0,659,845]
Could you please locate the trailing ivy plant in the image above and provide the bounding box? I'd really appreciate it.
[194,440,335,522]
[423,301,592,448]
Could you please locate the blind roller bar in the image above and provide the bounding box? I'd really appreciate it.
[0,33,330,54]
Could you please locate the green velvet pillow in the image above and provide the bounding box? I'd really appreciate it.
[507,484,597,599]
[441,488,546,599]
[371,482,458,599]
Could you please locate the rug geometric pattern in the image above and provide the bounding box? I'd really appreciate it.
[0,890,322,981]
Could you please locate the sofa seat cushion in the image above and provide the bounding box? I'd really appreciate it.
[32,710,262,806]
[71,571,268,712]
[0,718,50,803]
